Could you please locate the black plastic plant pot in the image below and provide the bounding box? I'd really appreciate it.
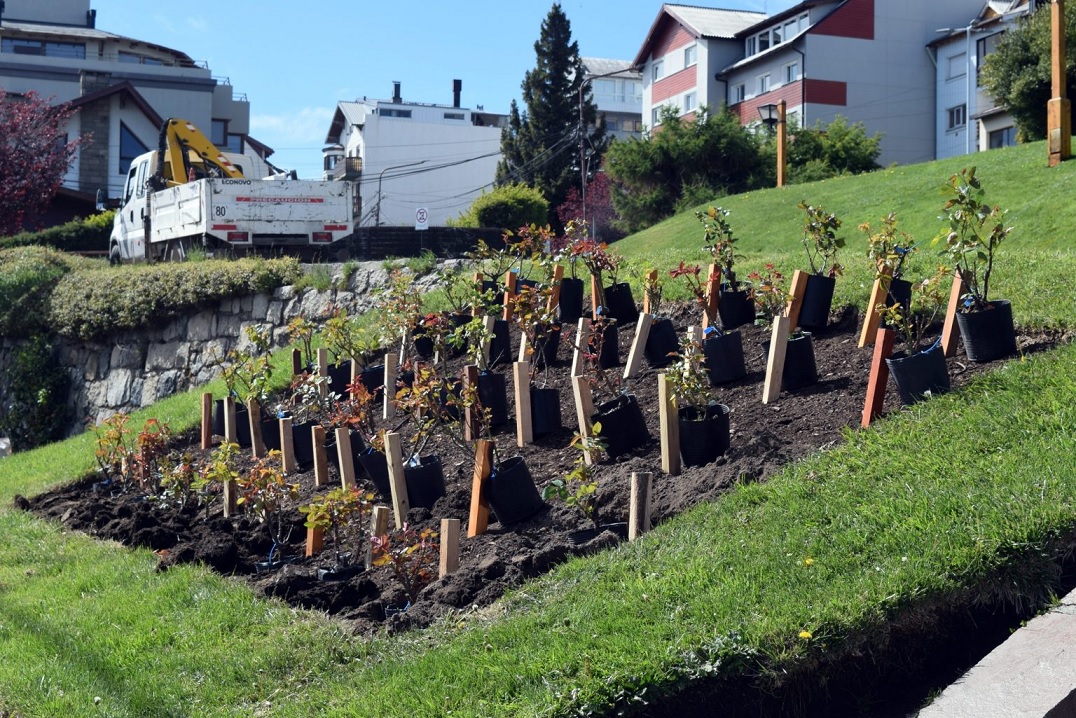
[718,287,756,330]
[447,312,471,358]
[327,429,365,478]
[327,362,352,395]
[603,282,638,325]
[702,330,747,386]
[214,399,252,447]
[798,274,835,331]
[291,419,319,470]
[437,378,463,422]
[591,394,649,458]
[677,403,731,467]
[885,278,912,316]
[405,455,446,510]
[781,332,818,391]
[477,371,509,427]
[359,364,386,402]
[317,563,364,582]
[533,323,562,369]
[557,277,585,324]
[885,342,950,405]
[357,448,391,498]
[644,317,679,367]
[488,456,545,525]
[590,323,620,369]
[261,415,282,452]
[956,299,1017,363]
[489,318,511,367]
[481,280,505,309]
[530,387,562,438]
[568,522,628,546]
[412,324,435,359]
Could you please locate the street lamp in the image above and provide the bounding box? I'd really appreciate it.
[374,160,426,226]
[757,103,779,130]
[758,100,787,187]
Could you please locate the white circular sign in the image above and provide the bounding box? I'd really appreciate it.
[415,207,429,229]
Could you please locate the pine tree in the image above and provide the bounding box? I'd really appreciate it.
[496,3,604,229]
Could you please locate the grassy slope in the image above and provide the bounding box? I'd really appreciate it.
[1,140,1075,717]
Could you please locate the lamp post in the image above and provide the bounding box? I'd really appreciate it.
[758,100,787,187]
[375,160,427,226]
[1049,0,1071,166]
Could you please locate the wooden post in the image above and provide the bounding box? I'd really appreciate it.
[247,398,265,458]
[439,518,461,578]
[472,272,484,316]
[222,477,237,518]
[517,329,529,364]
[941,272,965,358]
[480,315,496,367]
[291,347,303,376]
[467,439,493,537]
[571,317,590,377]
[571,375,596,466]
[305,527,324,557]
[334,427,356,488]
[624,313,653,379]
[785,269,809,331]
[547,264,565,315]
[776,99,787,188]
[368,505,390,569]
[762,316,791,404]
[223,396,238,445]
[1049,0,1071,167]
[384,432,409,529]
[383,353,398,420]
[701,263,722,330]
[317,347,328,398]
[659,373,681,476]
[642,269,659,314]
[502,271,517,321]
[462,364,480,442]
[312,425,329,487]
[858,269,892,349]
[590,275,602,319]
[349,357,359,394]
[201,392,213,449]
[861,328,896,428]
[629,472,653,541]
[279,417,297,474]
[513,362,534,447]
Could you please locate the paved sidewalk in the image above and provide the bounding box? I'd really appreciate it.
[917,588,1076,717]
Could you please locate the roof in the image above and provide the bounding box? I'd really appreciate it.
[582,57,640,80]
[633,4,765,67]
[325,102,370,144]
[67,80,162,127]
[0,19,199,67]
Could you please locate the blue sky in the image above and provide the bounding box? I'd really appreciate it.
[100,0,799,178]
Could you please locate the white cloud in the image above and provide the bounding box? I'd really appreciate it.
[250,107,335,145]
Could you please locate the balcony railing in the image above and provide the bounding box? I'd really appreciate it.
[331,157,363,181]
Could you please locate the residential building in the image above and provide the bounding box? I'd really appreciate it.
[0,0,260,222]
[932,0,1036,159]
[634,0,985,167]
[582,57,643,141]
[322,81,505,228]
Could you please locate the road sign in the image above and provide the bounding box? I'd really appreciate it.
[415,207,429,230]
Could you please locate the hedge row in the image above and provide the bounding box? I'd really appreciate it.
[0,212,114,253]
[0,247,85,337]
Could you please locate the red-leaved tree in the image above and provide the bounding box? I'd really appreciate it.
[556,170,621,241]
[0,89,85,236]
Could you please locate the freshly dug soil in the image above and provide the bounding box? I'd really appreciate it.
[22,302,1065,640]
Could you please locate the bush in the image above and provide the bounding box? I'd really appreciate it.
[0,246,78,338]
[0,212,114,253]
[0,336,72,452]
[452,184,549,230]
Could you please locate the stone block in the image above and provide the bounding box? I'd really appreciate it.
[110,344,144,370]
[187,312,216,341]
[266,300,283,325]
[274,285,296,301]
[252,293,270,320]
[105,369,133,407]
[216,314,242,338]
[241,295,254,313]
[145,342,183,371]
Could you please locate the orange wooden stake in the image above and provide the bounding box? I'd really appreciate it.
[547,264,565,315]
[467,439,493,537]
[941,271,966,358]
[305,527,324,557]
[858,268,892,349]
[701,263,722,330]
[861,327,896,427]
[642,269,659,314]
[784,269,809,331]
[200,392,213,449]
[502,271,517,321]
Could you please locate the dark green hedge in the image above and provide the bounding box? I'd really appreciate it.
[0,247,81,338]
[0,212,114,253]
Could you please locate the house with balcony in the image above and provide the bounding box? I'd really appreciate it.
[322,80,505,228]
[0,0,261,224]
[931,0,1037,160]
[583,57,643,141]
[634,0,985,167]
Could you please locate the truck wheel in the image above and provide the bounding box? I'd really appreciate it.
[165,239,187,262]
[108,245,121,266]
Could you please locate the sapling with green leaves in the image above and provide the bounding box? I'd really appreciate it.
[696,206,745,291]
[877,266,950,354]
[322,305,380,369]
[236,450,300,563]
[542,426,608,531]
[300,485,376,569]
[664,336,718,421]
[860,212,915,280]
[799,201,845,278]
[286,314,317,369]
[218,325,274,404]
[370,524,440,604]
[747,264,790,326]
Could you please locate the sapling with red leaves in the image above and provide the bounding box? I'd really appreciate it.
[370,524,440,604]
[748,264,791,326]
[696,206,746,292]
[877,266,950,353]
[670,261,721,330]
[236,450,300,563]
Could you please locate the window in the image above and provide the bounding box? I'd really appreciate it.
[652,59,664,81]
[785,61,800,84]
[799,13,810,33]
[785,20,798,40]
[947,52,967,80]
[977,32,1003,83]
[225,134,243,153]
[989,126,1017,149]
[684,44,697,67]
[758,31,770,53]
[947,104,967,131]
[773,25,782,45]
[606,117,620,131]
[745,36,757,56]
[1,38,85,58]
[211,120,227,147]
[119,123,148,175]
[758,73,771,94]
[683,92,696,113]
[118,51,163,66]
[444,112,465,120]
[733,83,746,103]
[380,108,412,118]
[652,107,662,127]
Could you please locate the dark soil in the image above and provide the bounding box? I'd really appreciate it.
[22,302,1066,644]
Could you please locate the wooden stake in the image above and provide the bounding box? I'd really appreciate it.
[502,271,517,321]
[334,427,356,488]
[439,518,461,578]
[462,364,480,442]
[291,347,303,376]
[349,357,359,394]
[223,396,238,445]
[659,373,681,476]
[247,398,265,458]
[513,362,534,447]
[590,275,602,319]
[383,353,398,420]
[384,432,409,529]
[312,425,329,487]
[861,327,895,428]
[317,347,329,398]
[480,315,496,367]
[785,270,809,331]
[571,375,596,466]
[305,527,324,557]
[467,439,493,537]
[571,317,590,377]
[624,313,653,379]
[223,477,237,518]
[858,271,892,348]
[941,271,965,358]
[517,329,529,364]
[546,264,565,314]
[368,505,390,569]
[642,270,658,314]
[628,472,653,541]
[200,392,213,449]
[701,263,721,329]
[763,316,791,404]
[279,417,297,474]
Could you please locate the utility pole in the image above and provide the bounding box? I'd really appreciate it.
[1048,0,1071,167]
[776,99,787,188]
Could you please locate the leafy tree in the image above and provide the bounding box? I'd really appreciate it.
[452,183,549,230]
[784,115,882,183]
[496,4,604,228]
[603,106,764,233]
[555,169,621,241]
[0,90,84,236]
[980,3,1076,141]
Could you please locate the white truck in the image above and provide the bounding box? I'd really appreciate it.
[108,118,355,263]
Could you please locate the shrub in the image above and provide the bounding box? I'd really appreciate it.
[0,246,77,338]
[453,184,549,230]
[0,212,114,252]
[0,336,72,452]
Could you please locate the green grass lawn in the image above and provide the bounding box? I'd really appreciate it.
[1,140,1074,717]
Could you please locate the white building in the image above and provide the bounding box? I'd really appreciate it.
[0,0,260,221]
[583,57,643,141]
[323,81,505,228]
[932,0,1036,160]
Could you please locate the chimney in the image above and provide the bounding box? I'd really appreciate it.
[392,81,401,104]
[87,9,96,28]
[453,79,462,108]
[0,1,5,27]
